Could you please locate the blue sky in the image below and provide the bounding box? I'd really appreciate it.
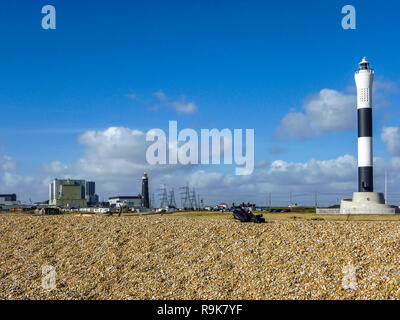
[1,0,400,205]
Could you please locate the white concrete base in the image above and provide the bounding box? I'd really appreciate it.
[340,192,398,214]
[317,192,399,215]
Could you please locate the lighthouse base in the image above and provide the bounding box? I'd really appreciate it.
[317,192,399,214]
[339,192,398,214]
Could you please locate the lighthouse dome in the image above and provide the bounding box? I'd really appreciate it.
[358,57,370,70]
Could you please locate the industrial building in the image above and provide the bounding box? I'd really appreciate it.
[0,194,31,210]
[49,179,99,208]
[49,179,97,208]
[47,174,148,210]
[85,181,99,206]
[0,194,18,209]
[108,196,142,209]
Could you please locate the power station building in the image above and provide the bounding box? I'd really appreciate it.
[0,194,18,209]
[49,179,98,208]
[85,181,99,206]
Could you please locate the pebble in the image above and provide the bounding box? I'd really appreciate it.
[1,216,400,299]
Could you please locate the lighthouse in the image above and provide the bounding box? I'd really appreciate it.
[327,57,398,214]
[141,172,150,208]
[355,57,374,192]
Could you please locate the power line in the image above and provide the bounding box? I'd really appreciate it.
[179,183,190,209]
[190,188,198,210]
[168,189,177,208]
[158,184,168,208]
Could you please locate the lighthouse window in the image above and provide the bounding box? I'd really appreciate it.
[359,88,369,103]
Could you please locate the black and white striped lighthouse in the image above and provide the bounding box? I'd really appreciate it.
[355,57,374,192]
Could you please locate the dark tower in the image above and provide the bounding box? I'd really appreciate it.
[142,172,150,208]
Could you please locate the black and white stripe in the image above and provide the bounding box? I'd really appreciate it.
[355,57,374,192]
[357,106,373,192]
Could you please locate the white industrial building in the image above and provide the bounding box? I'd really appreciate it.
[108,196,142,209]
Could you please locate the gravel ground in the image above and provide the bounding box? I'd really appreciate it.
[1,215,400,300]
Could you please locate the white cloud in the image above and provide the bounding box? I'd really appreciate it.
[1,155,17,172]
[266,155,357,186]
[5,125,400,206]
[180,155,357,202]
[41,127,191,198]
[171,100,197,114]
[0,154,39,201]
[0,150,361,205]
[31,128,360,203]
[373,79,398,108]
[182,154,400,206]
[381,127,400,156]
[0,146,368,204]
[129,90,198,114]
[277,89,356,140]
[153,90,167,101]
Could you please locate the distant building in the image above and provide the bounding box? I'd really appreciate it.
[0,194,30,210]
[85,181,99,206]
[0,194,17,208]
[49,179,87,208]
[215,203,228,209]
[86,181,95,197]
[108,196,142,209]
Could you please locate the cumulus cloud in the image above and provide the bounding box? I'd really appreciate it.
[171,100,197,114]
[183,154,400,206]
[129,90,198,114]
[381,127,400,156]
[0,154,39,201]
[266,155,356,186]
[373,79,398,108]
[169,155,356,207]
[0,144,360,199]
[6,125,400,206]
[11,126,359,203]
[277,89,356,140]
[153,90,167,101]
[1,155,17,172]
[41,127,190,196]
